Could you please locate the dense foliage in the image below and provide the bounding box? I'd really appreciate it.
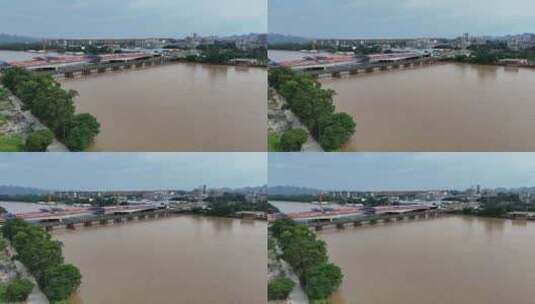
[5,278,34,302]
[270,219,343,301]
[280,128,308,151]
[269,69,356,151]
[2,219,82,301]
[268,277,295,300]
[25,129,54,152]
[186,43,267,65]
[455,43,535,65]
[463,193,532,217]
[1,68,100,151]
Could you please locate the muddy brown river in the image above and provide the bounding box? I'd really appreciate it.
[53,216,266,304]
[61,63,266,152]
[321,63,535,151]
[319,216,535,304]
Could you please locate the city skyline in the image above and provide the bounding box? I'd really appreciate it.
[0,153,267,191]
[0,0,266,38]
[269,153,535,191]
[269,0,535,39]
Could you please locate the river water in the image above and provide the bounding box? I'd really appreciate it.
[56,63,266,151]
[318,215,535,304]
[52,215,266,304]
[321,63,535,151]
[0,50,59,62]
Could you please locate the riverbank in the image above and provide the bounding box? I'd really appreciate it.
[0,237,49,304]
[268,235,308,304]
[268,88,323,152]
[0,84,68,152]
[269,219,343,303]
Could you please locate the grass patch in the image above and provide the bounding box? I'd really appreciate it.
[0,282,6,303]
[268,132,282,152]
[0,115,7,127]
[0,134,24,152]
[0,100,11,111]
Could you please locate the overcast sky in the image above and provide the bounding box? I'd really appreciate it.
[269,0,535,39]
[0,153,266,191]
[0,0,266,38]
[269,153,535,191]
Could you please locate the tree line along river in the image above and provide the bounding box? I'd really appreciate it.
[1,50,267,152]
[270,50,535,151]
[0,201,266,304]
[270,201,535,304]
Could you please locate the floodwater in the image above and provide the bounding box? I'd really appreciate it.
[53,215,266,304]
[321,63,535,151]
[0,50,59,62]
[0,201,67,213]
[319,216,535,304]
[60,63,267,151]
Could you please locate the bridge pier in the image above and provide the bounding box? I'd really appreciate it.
[97,67,106,73]
[353,221,362,227]
[99,219,109,225]
[66,223,76,230]
[112,66,121,71]
[380,66,388,71]
[336,223,345,230]
[349,69,359,75]
[365,68,374,73]
[114,218,123,223]
[45,226,53,232]
[64,72,74,78]
[82,69,91,76]
[135,62,143,68]
[138,214,146,220]
[314,225,323,231]
[408,215,416,220]
[124,64,132,70]
[384,217,392,223]
[127,216,134,221]
[393,64,400,69]
[369,219,378,225]
[331,72,341,78]
[84,221,93,227]
[397,216,405,221]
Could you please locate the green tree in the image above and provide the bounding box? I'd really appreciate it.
[318,112,356,151]
[268,277,296,300]
[280,128,308,151]
[25,129,54,152]
[42,264,82,301]
[5,278,34,302]
[303,263,343,300]
[64,113,100,151]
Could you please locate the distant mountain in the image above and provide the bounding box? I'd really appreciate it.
[212,185,267,194]
[268,33,311,45]
[219,33,266,41]
[0,185,48,196]
[268,185,322,196]
[0,33,40,44]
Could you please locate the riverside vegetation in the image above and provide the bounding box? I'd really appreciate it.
[2,219,82,303]
[1,68,100,151]
[269,219,343,303]
[269,69,356,151]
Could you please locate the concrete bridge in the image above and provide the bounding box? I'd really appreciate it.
[296,58,439,78]
[303,210,448,231]
[37,56,178,79]
[38,208,183,231]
